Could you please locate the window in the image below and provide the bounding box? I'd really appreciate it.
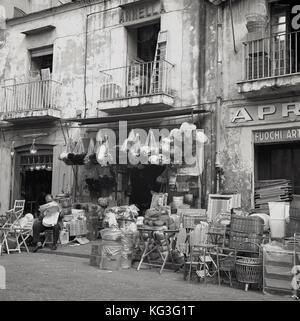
[269,1,300,75]
[30,46,53,78]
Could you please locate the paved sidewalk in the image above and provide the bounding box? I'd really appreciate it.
[0,253,291,301]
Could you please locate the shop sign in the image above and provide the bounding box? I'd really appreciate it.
[120,0,162,24]
[231,102,300,124]
[254,127,300,143]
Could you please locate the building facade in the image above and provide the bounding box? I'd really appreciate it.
[0,0,219,213]
[216,0,300,209]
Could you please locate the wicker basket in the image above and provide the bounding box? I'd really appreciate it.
[231,215,264,235]
[229,231,262,251]
[235,242,262,286]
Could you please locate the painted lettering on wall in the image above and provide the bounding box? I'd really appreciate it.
[231,102,300,124]
[254,128,300,143]
[120,0,162,24]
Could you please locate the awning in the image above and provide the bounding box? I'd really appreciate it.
[66,107,210,126]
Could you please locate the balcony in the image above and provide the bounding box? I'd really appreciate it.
[238,31,300,96]
[0,80,62,123]
[97,60,175,113]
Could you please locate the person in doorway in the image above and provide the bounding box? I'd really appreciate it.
[32,194,63,252]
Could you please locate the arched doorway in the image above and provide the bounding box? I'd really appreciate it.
[14,144,53,216]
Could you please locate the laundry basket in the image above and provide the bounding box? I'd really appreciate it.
[235,242,262,291]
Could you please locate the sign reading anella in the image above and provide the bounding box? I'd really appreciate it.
[231,102,300,123]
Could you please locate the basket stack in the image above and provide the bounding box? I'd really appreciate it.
[229,215,264,252]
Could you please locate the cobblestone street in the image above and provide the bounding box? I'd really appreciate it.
[0,253,291,301]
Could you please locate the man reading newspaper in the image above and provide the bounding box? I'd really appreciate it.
[32,194,63,252]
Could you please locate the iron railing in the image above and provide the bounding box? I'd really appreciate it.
[0,79,61,114]
[99,60,173,101]
[243,31,300,81]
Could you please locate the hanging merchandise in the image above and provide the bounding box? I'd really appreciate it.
[156,168,168,184]
[148,129,159,155]
[83,137,95,165]
[96,129,105,143]
[161,136,171,154]
[128,133,141,161]
[196,130,209,144]
[170,128,181,141]
[140,131,151,157]
[180,122,196,137]
[72,137,87,165]
[59,137,76,165]
[97,140,113,166]
[149,154,160,165]
[120,129,136,153]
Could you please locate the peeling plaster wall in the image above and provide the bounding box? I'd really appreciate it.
[0,0,204,210]
[217,0,299,209]
[218,0,262,209]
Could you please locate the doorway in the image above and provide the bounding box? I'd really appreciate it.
[129,165,166,214]
[21,169,52,215]
[17,151,53,216]
[255,142,300,194]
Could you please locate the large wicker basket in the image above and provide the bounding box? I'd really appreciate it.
[235,242,262,289]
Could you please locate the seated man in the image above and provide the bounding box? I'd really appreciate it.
[32,194,63,252]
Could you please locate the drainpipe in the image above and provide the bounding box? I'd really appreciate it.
[215,3,223,193]
[83,1,121,118]
[229,0,237,54]
[197,0,206,208]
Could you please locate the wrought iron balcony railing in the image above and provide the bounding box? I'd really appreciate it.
[0,79,61,114]
[243,31,300,81]
[99,60,174,102]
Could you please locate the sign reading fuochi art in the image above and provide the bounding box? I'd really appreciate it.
[254,127,300,143]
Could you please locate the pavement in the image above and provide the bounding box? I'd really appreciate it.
[0,250,292,301]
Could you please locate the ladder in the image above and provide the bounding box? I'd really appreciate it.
[150,30,167,94]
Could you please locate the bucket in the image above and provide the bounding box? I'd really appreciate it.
[268,202,287,219]
[269,218,286,239]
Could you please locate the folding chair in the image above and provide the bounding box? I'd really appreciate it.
[2,200,25,228]
[18,219,34,253]
[0,201,26,255]
[0,209,25,254]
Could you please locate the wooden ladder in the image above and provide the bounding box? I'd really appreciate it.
[150,30,168,94]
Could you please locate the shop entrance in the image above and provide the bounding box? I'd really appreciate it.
[129,165,166,214]
[255,142,300,194]
[18,152,53,216]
